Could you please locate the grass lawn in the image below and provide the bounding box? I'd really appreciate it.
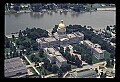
[5,48,10,53]
[92,56,99,64]
[71,64,77,69]
[36,66,53,75]
[104,51,111,60]
[26,55,33,62]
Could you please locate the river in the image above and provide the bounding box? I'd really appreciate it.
[5,11,116,35]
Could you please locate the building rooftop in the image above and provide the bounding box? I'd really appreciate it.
[56,56,67,62]
[36,38,47,43]
[94,47,103,53]
[94,44,101,48]
[60,38,69,41]
[74,32,84,37]
[84,40,94,48]
[67,34,76,38]
[48,53,54,57]
[84,40,103,53]
[44,37,57,42]
[4,57,27,77]
[47,48,56,54]
[54,51,62,56]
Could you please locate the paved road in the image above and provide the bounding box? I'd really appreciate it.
[63,61,107,78]
[44,74,58,78]
[23,54,41,75]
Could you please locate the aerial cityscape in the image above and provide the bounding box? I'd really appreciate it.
[5,3,116,78]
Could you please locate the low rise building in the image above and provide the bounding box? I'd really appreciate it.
[56,56,67,68]
[36,20,84,48]
[67,33,79,44]
[44,48,67,68]
[83,40,104,59]
[4,57,28,78]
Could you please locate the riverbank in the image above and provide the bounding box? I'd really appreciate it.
[97,7,116,11]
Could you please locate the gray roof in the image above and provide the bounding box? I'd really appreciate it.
[44,36,57,42]
[56,56,67,62]
[67,34,76,38]
[74,32,84,37]
[4,57,27,77]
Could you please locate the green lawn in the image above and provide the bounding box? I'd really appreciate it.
[36,66,52,75]
[71,64,77,69]
[5,48,10,53]
[92,56,99,64]
[104,51,111,60]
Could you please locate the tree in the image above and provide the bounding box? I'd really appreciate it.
[71,54,75,62]
[60,65,67,73]
[52,25,58,34]
[52,64,59,73]
[26,48,31,55]
[12,35,15,42]
[43,58,50,69]
[66,47,70,52]
[111,38,116,43]
[39,49,44,57]
[59,47,64,55]
[47,63,52,71]
[5,36,10,48]
[13,5,20,11]
[106,59,111,67]
[95,68,98,74]
[106,26,110,31]
[34,57,40,65]
[32,42,38,51]
[22,40,31,49]
[30,55,36,62]
[58,69,63,78]
[66,64,71,71]
[100,71,106,78]
[76,59,82,68]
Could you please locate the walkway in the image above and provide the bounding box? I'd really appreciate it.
[22,54,41,75]
[63,61,107,78]
[44,74,58,78]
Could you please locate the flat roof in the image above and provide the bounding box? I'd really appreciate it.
[60,38,69,41]
[74,32,84,37]
[94,44,101,48]
[56,56,67,62]
[84,40,94,47]
[4,57,27,77]
[54,51,62,56]
[44,37,56,42]
[94,47,103,53]
[67,34,76,38]
[47,48,56,54]
[48,53,54,57]
[36,38,47,43]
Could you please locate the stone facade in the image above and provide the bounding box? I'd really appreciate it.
[36,20,84,48]
[83,40,104,60]
[44,48,67,68]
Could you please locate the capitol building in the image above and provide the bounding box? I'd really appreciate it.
[36,20,104,68]
[36,20,84,49]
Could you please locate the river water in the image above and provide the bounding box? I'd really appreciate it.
[5,11,116,35]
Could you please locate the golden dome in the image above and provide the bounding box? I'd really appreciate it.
[58,20,65,29]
